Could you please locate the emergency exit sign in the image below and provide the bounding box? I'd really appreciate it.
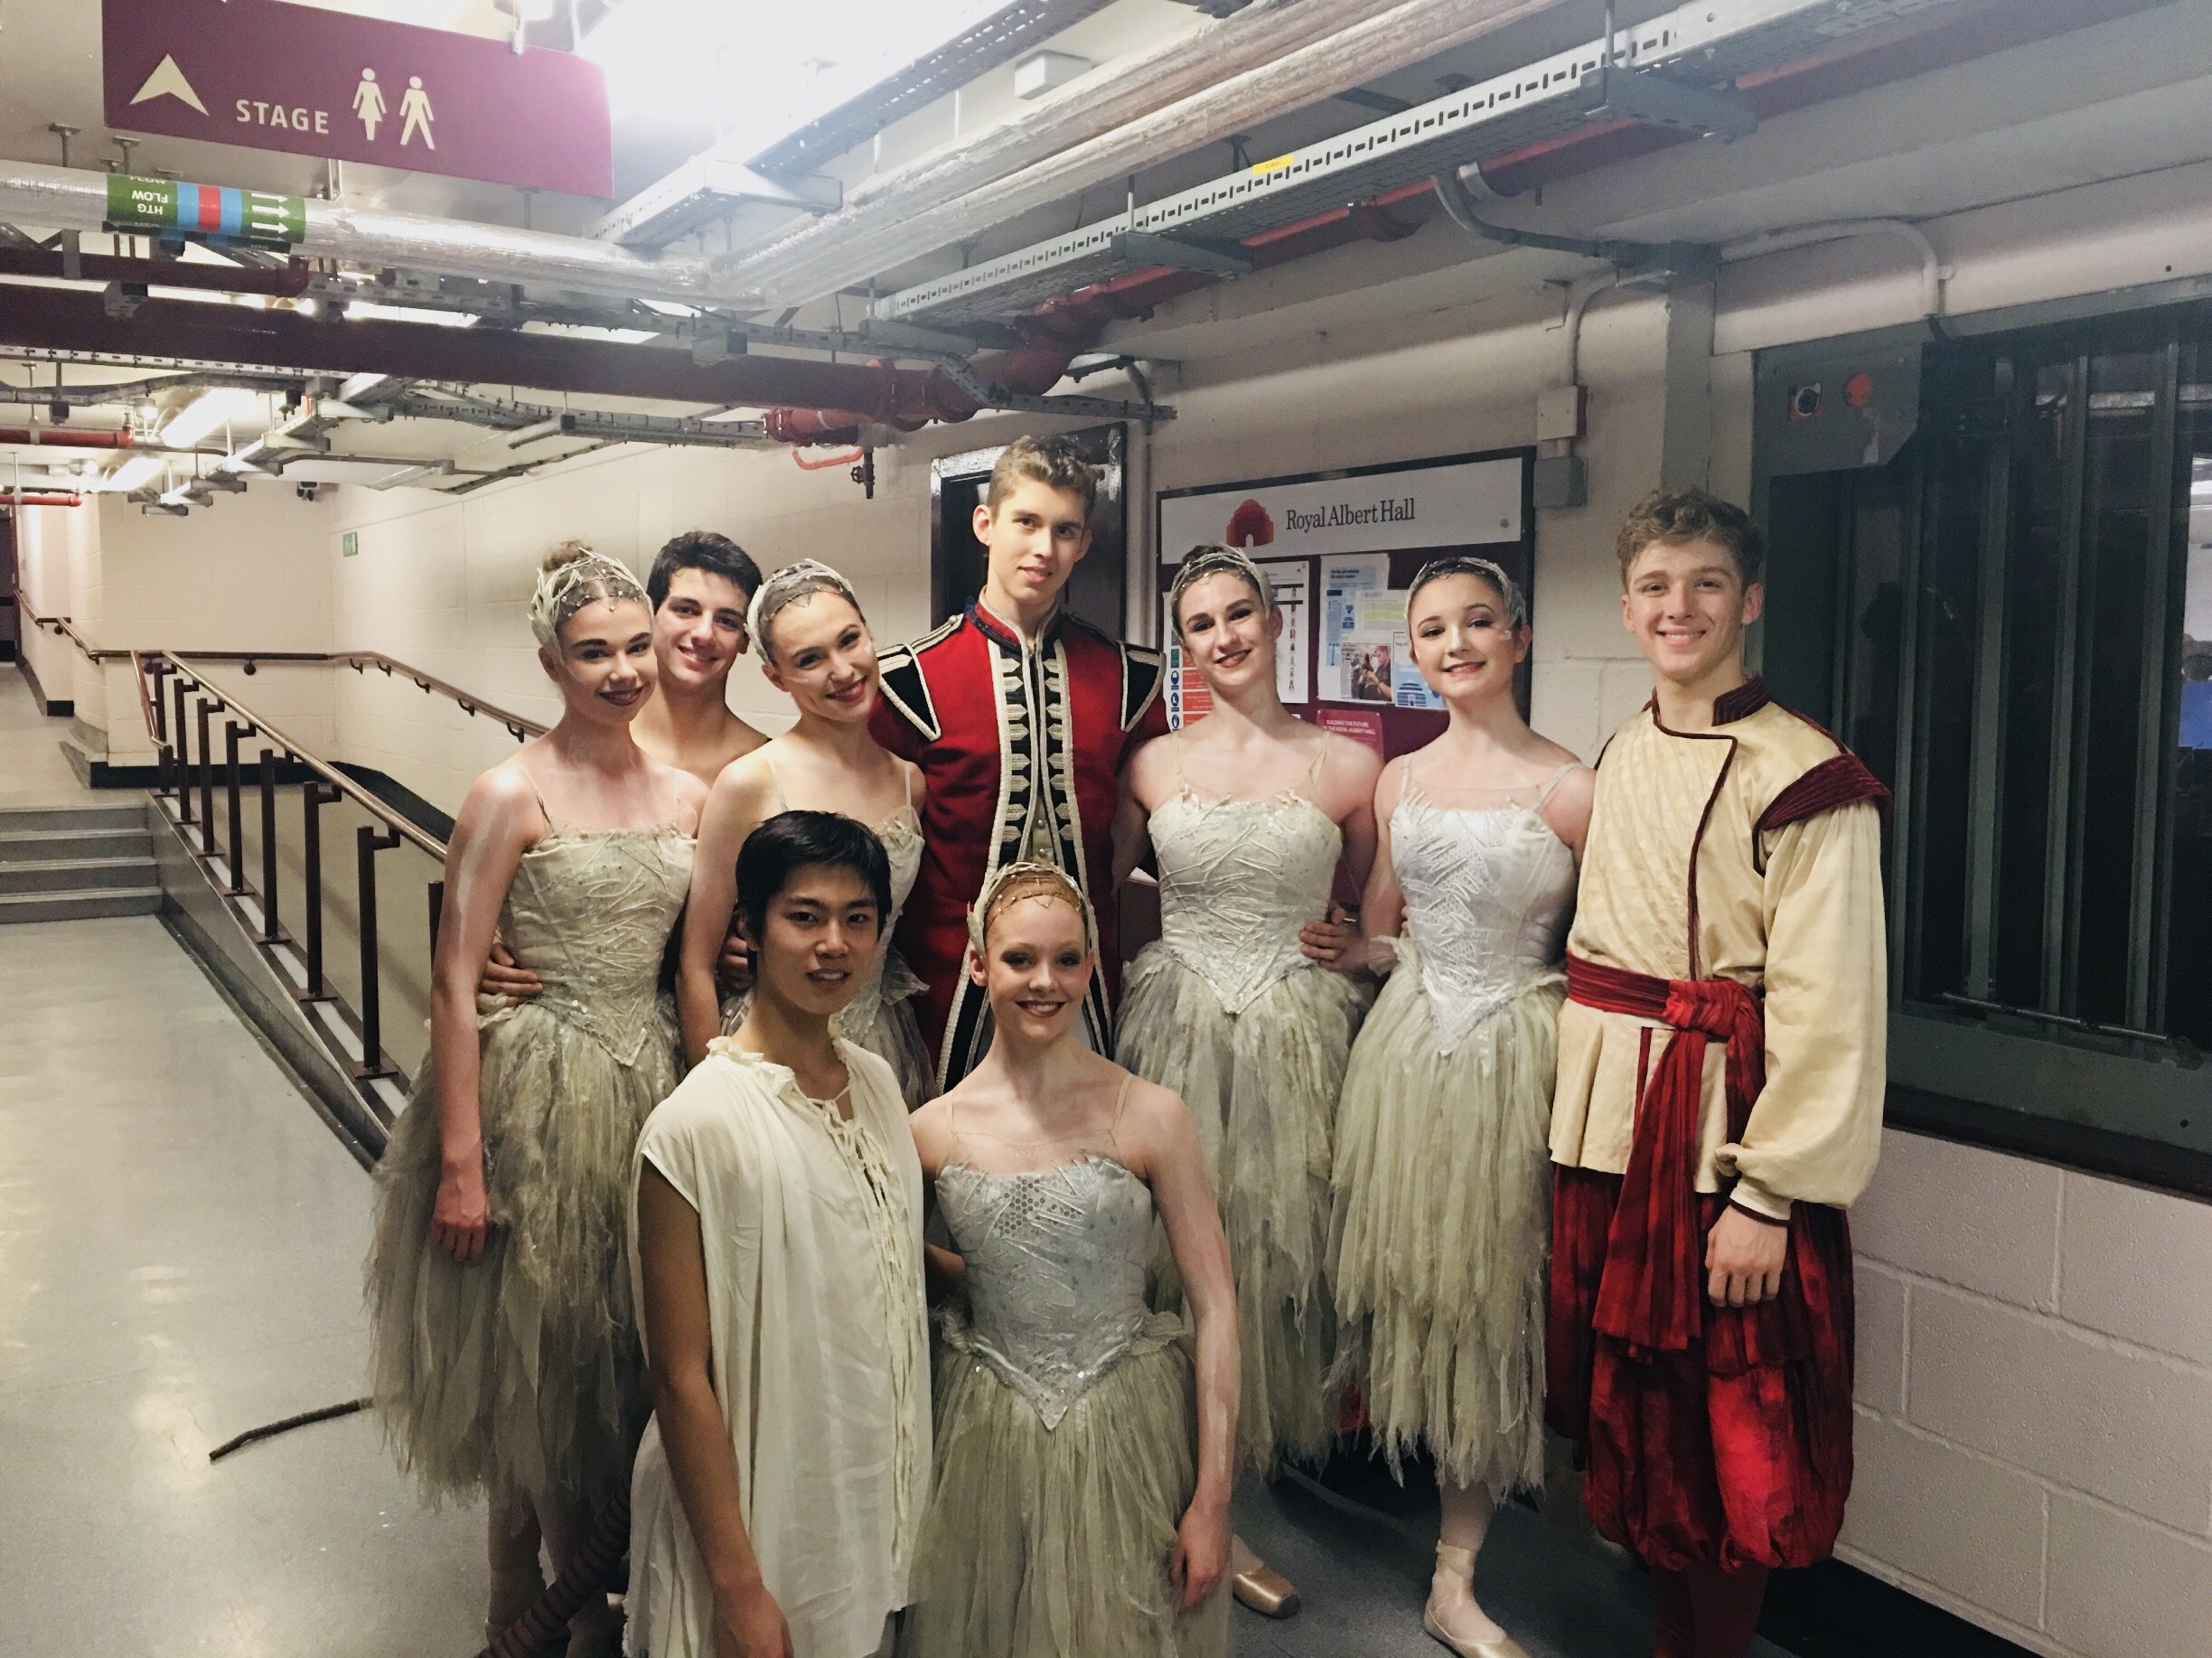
[101,0,613,199]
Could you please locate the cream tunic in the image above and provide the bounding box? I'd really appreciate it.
[625,1040,930,1658]
[1550,694,1887,1217]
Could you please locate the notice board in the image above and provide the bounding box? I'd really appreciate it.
[1156,449,1535,762]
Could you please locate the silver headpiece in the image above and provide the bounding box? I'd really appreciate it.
[529,545,648,649]
[966,860,1100,962]
[1407,555,1528,630]
[1168,542,1274,631]
[747,558,861,660]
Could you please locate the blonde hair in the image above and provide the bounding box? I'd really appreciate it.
[1169,543,1273,633]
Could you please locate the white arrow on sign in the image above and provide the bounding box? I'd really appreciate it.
[130,54,209,115]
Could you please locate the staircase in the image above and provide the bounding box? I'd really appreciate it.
[0,804,163,923]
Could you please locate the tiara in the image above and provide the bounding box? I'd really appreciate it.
[529,549,647,649]
[1407,555,1527,629]
[1168,542,1274,625]
[747,558,859,658]
[966,859,1099,960]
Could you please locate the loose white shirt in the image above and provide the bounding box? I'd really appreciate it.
[625,1039,928,1658]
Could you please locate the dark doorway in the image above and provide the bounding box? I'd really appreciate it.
[930,426,1128,634]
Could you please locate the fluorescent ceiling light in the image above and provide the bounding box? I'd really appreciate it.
[161,388,261,449]
[106,454,165,492]
[580,0,998,145]
[346,300,480,327]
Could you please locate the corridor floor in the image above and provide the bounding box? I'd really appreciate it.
[0,913,485,1658]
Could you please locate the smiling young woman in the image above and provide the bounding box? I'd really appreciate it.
[673,561,932,1108]
[1325,557,1594,1658]
[899,863,1237,1658]
[364,541,706,1654]
[1111,542,1382,1618]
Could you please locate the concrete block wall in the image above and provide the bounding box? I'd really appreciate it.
[1844,1129,2212,1658]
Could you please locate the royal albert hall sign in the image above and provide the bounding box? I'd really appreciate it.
[101,0,614,199]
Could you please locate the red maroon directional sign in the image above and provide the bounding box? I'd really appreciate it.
[102,0,613,199]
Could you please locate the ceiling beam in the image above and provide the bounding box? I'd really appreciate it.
[0,286,960,411]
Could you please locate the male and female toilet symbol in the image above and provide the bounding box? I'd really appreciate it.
[352,70,436,149]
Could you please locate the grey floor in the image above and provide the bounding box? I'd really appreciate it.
[0,661,104,808]
[0,664,1784,1657]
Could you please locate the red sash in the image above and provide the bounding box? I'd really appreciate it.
[1565,954,1765,1356]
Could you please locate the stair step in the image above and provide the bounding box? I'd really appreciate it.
[0,826,155,861]
[0,802,148,835]
[0,886,164,923]
[0,857,159,895]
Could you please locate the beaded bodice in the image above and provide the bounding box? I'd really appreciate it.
[501,826,692,1066]
[935,1150,1155,1429]
[1392,764,1578,1054]
[1149,788,1341,1015]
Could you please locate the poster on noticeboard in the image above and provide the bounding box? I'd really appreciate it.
[1155,450,1534,760]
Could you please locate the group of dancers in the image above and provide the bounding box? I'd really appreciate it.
[362,435,1889,1658]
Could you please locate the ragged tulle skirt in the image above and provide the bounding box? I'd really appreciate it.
[897,1308,1231,1658]
[364,1001,678,1508]
[1117,945,1371,1470]
[1327,947,1559,1496]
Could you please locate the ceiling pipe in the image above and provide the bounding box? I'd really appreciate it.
[0,160,750,310]
[999,0,2088,340]
[0,493,84,508]
[724,0,1567,308]
[0,284,1074,413]
[1720,220,1950,321]
[0,370,304,405]
[0,426,135,447]
[0,246,311,297]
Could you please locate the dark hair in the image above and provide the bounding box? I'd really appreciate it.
[647,529,764,612]
[985,435,1098,517]
[735,810,893,941]
[1616,488,1766,589]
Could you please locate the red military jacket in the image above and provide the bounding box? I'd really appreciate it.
[869,598,1167,1088]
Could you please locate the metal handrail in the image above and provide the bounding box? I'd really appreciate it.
[10,582,117,661]
[14,582,549,739]
[156,651,445,859]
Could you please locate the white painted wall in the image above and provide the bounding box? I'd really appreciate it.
[11,501,86,713]
[1846,1131,2212,1658]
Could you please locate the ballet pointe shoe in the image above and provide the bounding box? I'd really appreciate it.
[1422,1543,1532,1658]
[1230,1535,1301,1618]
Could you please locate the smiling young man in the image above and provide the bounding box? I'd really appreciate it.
[1545,489,1889,1658]
[869,436,1167,1086]
[630,529,770,788]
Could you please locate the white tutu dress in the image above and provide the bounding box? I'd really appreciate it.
[1328,761,1578,1495]
[1116,734,1372,1469]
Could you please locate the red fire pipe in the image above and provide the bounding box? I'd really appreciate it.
[0,493,85,507]
[0,427,136,448]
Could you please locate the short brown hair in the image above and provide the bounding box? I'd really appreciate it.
[1616,488,1766,589]
[985,435,1099,518]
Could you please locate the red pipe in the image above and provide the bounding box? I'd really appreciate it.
[0,427,136,448]
[0,493,85,507]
